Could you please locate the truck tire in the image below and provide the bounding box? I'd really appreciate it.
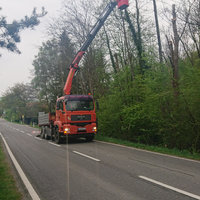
[41,126,45,139]
[44,127,50,140]
[44,132,50,140]
[86,135,94,142]
[55,127,61,144]
[50,126,54,141]
[51,131,54,141]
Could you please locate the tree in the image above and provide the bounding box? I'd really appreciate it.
[0,7,47,56]
[1,83,32,121]
[124,8,146,74]
[0,83,48,123]
[76,48,110,98]
[32,32,75,109]
[0,99,3,117]
[152,0,163,63]
[166,5,180,97]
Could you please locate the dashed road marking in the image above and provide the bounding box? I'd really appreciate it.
[27,133,32,137]
[48,142,61,147]
[34,137,42,141]
[73,151,100,162]
[139,176,200,200]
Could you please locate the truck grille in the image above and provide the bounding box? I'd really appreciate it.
[70,122,91,127]
[71,115,91,121]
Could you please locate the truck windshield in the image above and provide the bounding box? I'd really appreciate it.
[65,100,94,111]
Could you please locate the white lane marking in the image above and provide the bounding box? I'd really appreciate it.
[48,142,61,147]
[73,151,100,162]
[20,131,25,133]
[32,131,41,134]
[0,132,41,200]
[17,131,22,134]
[139,176,200,200]
[27,133,33,137]
[34,137,42,141]
[96,140,200,164]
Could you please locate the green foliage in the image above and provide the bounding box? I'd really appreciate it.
[0,83,48,123]
[98,60,200,153]
[0,100,3,117]
[1,84,28,121]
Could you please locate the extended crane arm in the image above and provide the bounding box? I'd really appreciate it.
[63,0,129,95]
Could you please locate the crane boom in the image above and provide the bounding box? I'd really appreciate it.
[63,0,129,95]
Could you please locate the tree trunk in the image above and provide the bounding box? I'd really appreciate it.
[121,11,134,79]
[152,0,163,63]
[114,53,120,73]
[103,27,117,73]
[125,9,145,74]
[135,0,146,73]
[172,4,179,97]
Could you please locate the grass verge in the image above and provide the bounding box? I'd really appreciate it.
[0,140,22,200]
[95,135,200,161]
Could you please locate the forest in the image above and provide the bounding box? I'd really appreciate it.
[0,0,200,153]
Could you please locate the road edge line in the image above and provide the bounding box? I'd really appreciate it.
[95,140,200,164]
[0,132,41,200]
[139,175,200,200]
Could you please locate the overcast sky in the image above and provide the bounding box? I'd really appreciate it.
[0,0,63,96]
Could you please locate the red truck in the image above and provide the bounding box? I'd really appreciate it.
[38,0,129,144]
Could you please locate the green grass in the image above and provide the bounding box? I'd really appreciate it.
[95,135,200,161]
[0,141,22,200]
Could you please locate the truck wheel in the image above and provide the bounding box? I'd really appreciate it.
[86,135,94,142]
[51,131,54,141]
[44,132,50,140]
[51,126,55,141]
[55,127,61,144]
[44,127,50,140]
[41,127,45,139]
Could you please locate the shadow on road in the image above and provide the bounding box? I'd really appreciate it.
[63,138,94,145]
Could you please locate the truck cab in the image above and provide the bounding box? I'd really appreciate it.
[54,95,97,143]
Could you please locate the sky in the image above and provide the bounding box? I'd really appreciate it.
[0,0,62,96]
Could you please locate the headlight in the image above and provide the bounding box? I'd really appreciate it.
[92,127,97,132]
[64,128,70,134]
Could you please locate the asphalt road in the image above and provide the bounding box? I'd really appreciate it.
[0,118,200,200]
